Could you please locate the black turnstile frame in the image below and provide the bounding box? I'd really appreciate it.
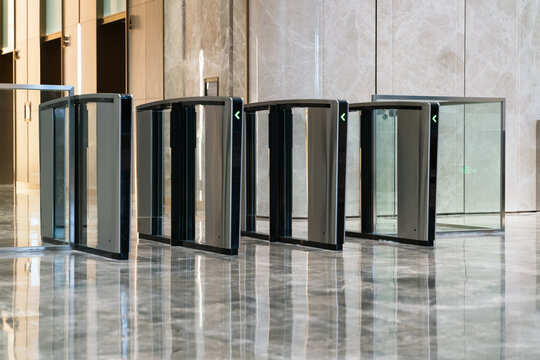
[136,97,244,255]
[242,100,348,250]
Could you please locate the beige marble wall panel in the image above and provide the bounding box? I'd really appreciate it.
[321,0,375,102]
[129,3,146,102]
[537,120,540,210]
[465,0,519,211]
[181,0,204,96]
[376,0,465,96]
[163,0,183,98]
[249,0,320,102]
[232,0,246,98]
[165,0,243,99]
[517,0,540,211]
[185,0,231,96]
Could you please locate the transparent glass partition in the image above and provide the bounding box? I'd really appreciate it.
[102,0,126,17]
[436,101,503,231]
[374,109,398,235]
[44,0,62,35]
[2,0,14,51]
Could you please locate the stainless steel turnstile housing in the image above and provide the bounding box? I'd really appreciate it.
[136,96,244,255]
[40,94,133,259]
[242,100,348,250]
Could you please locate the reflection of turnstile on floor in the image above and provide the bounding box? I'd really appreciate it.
[347,102,440,245]
[39,94,133,259]
[136,97,244,255]
[242,100,348,250]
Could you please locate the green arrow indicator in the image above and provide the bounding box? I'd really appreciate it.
[235,111,241,120]
[432,114,437,123]
[340,113,346,122]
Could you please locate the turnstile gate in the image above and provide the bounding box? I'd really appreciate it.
[136,97,243,255]
[372,95,505,234]
[39,94,133,259]
[346,102,439,245]
[242,100,348,250]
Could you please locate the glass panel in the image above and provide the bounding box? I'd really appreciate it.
[103,0,126,17]
[374,109,397,235]
[436,102,502,231]
[345,110,361,232]
[291,108,308,239]
[436,104,465,215]
[194,105,205,244]
[2,0,14,51]
[45,0,62,35]
[464,102,502,213]
[254,110,270,234]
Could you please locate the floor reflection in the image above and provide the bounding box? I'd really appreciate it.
[0,214,539,358]
[0,186,44,248]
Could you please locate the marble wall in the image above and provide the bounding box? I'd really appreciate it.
[164,0,245,99]
[163,0,540,212]
[248,0,375,102]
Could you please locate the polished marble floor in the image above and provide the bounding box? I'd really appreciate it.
[0,187,539,358]
[0,186,47,249]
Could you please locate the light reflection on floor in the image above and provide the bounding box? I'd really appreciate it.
[0,186,43,248]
